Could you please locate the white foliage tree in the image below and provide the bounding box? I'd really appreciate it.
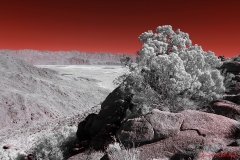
[115,25,226,113]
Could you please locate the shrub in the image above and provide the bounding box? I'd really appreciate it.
[28,125,77,160]
[106,142,140,160]
[120,54,133,67]
[115,25,226,113]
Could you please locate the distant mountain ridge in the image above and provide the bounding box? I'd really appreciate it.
[0,49,136,65]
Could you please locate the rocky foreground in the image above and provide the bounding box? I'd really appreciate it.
[69,56,240,160]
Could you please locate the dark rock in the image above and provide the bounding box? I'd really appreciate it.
[76,113,97,142]
[75,87,133,151]
[79,140,89,147]
[223,95,240,105]
[83,113,98,138]
[91,124,118,150]
[220,61,240,73]
[76,121,87,142]
[100,154,111,160]
[90,87,133,137]
[91,133,115,151]
[226,82,240,95]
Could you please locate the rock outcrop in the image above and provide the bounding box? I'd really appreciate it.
[117,109,184,146]
[74,86,133,153]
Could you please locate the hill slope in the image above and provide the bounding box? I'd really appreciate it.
[0,53,113,131]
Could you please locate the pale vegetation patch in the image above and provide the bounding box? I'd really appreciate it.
[28,125,77,160]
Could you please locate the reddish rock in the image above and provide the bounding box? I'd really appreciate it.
[135,110,240,160]
[137,130,205,160]
[145,109,184,140]
[223,95,240,105]
[117,110,184,146]
[209,99,240,120]
[117,116,154,146]
[180,110,238,139]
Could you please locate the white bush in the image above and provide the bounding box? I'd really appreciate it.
[106,142,140,160]
[115,25,227,113]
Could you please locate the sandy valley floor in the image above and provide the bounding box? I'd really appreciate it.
[35,65,128,91]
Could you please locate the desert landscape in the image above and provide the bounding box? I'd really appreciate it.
[1,0,240,159]
[1,48,240,160]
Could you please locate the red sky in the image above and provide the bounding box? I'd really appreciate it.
[0,0,239,58]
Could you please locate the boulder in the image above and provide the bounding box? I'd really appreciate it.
[209,99,240,120]
[145,109,184,140]
[91,133,115,151]
[180,110,238,140]
[76,113,97,142]
[75,87,133,151]
[90,86,133,137]
[91,124,118,150]
[137,130,205,160]
[134,110,240,160]
[117,110,184,146]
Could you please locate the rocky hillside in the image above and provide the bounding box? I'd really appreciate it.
[0,53,112,132]
[0,49,136,65]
